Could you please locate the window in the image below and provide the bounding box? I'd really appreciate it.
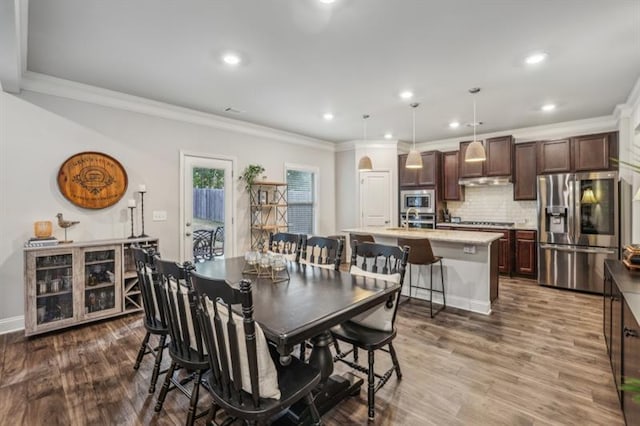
[286,167,316,235]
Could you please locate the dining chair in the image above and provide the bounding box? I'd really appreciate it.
[192,229,215,262]
[131,246,168,394]
[332,241,409,421]
[190,273,323,425]
[153,258,211,426]
[300,236,344,271]
[268,232,304,262]
[212,226,224,256]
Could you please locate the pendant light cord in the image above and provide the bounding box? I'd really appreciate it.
[412,107,416,148]
[473,97,477,141]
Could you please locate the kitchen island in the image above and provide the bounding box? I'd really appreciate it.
[343,227,502,315]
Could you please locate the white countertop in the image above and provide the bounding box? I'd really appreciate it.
[343,227,502,245]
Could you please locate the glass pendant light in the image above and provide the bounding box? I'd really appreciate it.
[357,114,373,171]
[465,87,486,162]
[406,103,422,169]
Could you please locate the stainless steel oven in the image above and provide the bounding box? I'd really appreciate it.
[400,213,435,229]
[400,189,435,214]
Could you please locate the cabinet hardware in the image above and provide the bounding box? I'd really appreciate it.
[624,327,638,338]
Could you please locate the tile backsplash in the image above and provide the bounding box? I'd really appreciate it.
[445,185,537,225]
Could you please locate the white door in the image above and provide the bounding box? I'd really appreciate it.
[181,154,234,262]
[360,171,391,227]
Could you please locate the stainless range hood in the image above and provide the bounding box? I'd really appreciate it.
[458,176,512,186]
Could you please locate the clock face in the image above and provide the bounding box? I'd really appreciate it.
[57,152,128,209]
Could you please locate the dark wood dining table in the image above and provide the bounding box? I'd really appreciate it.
[194,256,401,419]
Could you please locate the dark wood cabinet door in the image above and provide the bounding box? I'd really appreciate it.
[514,142,537,200]
[399,154,418,187]
[459,141,485,178]
[623,298,640,424]
[572,133,611,171]
[442,151,463,201]
[612,283,623,400]
[486,136,513,177]
[417,151,440,186]
[515,230,536,276]
[537,139,572,174]
[603,268,612,355]
[498,237,510,274]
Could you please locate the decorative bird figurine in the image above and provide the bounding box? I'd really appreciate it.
[56,213,79,243]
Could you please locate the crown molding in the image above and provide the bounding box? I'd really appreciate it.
[20,71,336,152]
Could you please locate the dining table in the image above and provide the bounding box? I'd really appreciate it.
[194,256,401,420]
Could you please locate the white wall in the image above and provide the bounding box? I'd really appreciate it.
[335,149,355,231]
[0,90,336,324]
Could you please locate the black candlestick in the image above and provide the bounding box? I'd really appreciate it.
[138,191,148,238]
[128,206,136,239]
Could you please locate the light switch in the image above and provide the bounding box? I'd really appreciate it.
[152,210,167,221]
[463,245,476,254]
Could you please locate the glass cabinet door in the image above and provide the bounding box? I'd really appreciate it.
[34,253,75,325]
[83,248,120,317]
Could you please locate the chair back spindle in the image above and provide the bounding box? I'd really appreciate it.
[301,236,344,270]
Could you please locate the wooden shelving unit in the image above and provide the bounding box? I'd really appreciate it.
[24,237,158,336]
[249,181,288,250]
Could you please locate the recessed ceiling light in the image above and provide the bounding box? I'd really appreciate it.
[399,91,414,100]
[384,133,393,139]
[449,121,460,129]
[541,103,556,112]
[222,53,241,65]
[525,52,547,65]
[319,0,336,3]
[323,112,334,121]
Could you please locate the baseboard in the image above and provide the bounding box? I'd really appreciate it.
[0,315,25,335]
[401,288,492,315]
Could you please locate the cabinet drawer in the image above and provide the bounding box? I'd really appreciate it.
[516,230,536,240]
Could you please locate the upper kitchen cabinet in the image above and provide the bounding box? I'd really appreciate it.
[572,132,618,172]
[514,142,537,200]
[398,151,441,187]
[442,151,464,201]
[485,136,514,177]
[537,139,572,174]
[459,141,485,178]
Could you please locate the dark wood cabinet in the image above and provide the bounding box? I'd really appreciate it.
[623,298,640,425]
[496,230,513,275]
[399,151,441,188]
[612,282,623,398]
[515,230,536,276]
[459,141,485,178]
[537,139,572,174]
[514,142,537,200]
[485,136,513,177]
[573,132,618,172]
[604,271,612,353]
[442,151,463,201]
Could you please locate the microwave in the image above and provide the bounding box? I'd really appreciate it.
[400,189,435,214]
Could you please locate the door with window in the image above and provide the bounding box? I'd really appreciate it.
[181,154,234,262]
[286,166,317,235]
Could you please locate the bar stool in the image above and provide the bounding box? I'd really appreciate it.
[397,237,446,318]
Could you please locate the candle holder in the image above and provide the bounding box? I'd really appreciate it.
[128,206,136,239]
[138,191,148,238]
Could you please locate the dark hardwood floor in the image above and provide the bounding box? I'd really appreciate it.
[0,277,623,425]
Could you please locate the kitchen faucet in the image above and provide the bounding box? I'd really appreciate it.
[404,207,420,230]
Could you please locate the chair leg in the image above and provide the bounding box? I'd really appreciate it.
[388,343,402,380]
[305,392,322,426]
[149,334,166,393]
[408,263,413,299]
[155,361,176,412]
[134,331,151,370]
[353,345,358,363]
[440,259,446,309]
[333,338,341,356]
[430,263,434,318]
[186,370,203,426]
[300,343,306,362]
[367,350,375,421]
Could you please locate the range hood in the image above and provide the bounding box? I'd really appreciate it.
[458,176,512,186]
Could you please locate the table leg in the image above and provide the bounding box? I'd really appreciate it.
[308,330,334,384]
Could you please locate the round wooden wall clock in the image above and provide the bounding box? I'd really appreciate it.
[57,152,128,209]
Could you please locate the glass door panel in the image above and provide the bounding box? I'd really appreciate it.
[84,249,116,315]
[35,253,74,325]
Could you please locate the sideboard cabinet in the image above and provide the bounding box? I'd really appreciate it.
[24,237,158,336]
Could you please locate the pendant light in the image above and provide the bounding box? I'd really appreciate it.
[465,87,486,163]
[405,103,422,169]
[357,114,373,171]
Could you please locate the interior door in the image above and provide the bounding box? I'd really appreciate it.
[181,154,233,262]
[360,171,391,227]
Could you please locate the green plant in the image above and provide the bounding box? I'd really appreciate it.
[622,378,640,404]
[239,164,265,190]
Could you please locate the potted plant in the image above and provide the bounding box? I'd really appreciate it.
[239,164,265,190]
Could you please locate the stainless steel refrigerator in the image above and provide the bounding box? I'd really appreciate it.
[537,171,619,294]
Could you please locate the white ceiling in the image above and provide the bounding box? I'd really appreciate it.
[23,0,640,143]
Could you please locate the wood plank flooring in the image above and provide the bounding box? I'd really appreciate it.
[0,277,624,425]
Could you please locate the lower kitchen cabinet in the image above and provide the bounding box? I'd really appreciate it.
[24,237,158,336]
[623,298,640,425]
[515,230,537,276]
[497,231,512,275]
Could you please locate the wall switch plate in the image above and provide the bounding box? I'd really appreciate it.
[463,245,476,254]
[152,210,167,221]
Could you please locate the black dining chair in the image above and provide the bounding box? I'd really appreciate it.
[332,241,409,421]
[268,232,304,261]
[300,235,344,271]
[131,246,168,394]
[193,229,215,262]
[154,258,210,426]
[190,273,323,426]
[212,226,224,256]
